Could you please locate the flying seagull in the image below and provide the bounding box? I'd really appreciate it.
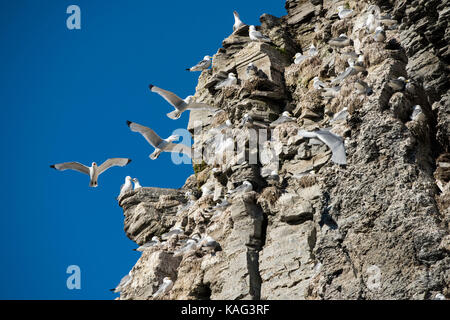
[298,130,347,165]
[118,176,133,199]
[132,177,142,190]
[153,277,174,298]
[214,73,237,89]
[110,272,132,293]
[186,55,212,72]
[233,11,246,32]
[50,158,131,187]
[249,25,271,42]
[149,85,216,120]
[126,121,192,160]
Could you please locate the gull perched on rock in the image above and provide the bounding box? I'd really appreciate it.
[186,55,212,72]
[118,176,133,199]
[329,34,353,48]
[331,66,357,85]
[153,277,173,298]
[173,239,199,257]
[331,107,349,122]
[240,113,268,129]
[133,236,160,251]
[321,86,341,99]
[110,272,132,293]
[227,181,253,195]
[294,52,307,64]
[313,77,328,89]
[126,121,192,160]
[354,79,373,95]
[149,85,216,120]
[246,63,258,77]
[387,76,408,91]
[348,55,366,73]
[337,6,354,19]
[270,111,296,127]
[410,105,423,121]
[132,178,142,190]
[249,25,271,42]
[373,26,386,42]
[162,226,184,241]
[214,73,237,89]
[50,158,132,188]
[298,129,347,165]
[233,11,246,32]
[308,43,318,56]
[200,235,221,253]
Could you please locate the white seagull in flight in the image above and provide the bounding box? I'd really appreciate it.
[149,84,216,120]
[126,121,192,160]
[50,158,132,187]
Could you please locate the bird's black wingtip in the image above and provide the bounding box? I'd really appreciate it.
[185,68,190,71]
[50,165,55,169]
[127,159,132,164]
[126,120,132,127]
[109,289,115,292]
[148,84,154,90]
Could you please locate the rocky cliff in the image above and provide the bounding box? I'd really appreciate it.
[116,0,449,300]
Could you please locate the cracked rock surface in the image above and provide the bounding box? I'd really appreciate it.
[116,0,449,300]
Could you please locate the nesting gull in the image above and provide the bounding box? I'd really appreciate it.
[294,53,307,65]
[153,277,173,298]
[321,86,341,99]
[331,107,349,122]
[110,272,132,293]
[173,239,198,257]
[410,105,423,121]
[214,73,237,89]
[246,63,258,77]
[308,43,318,56]
[373,26,386,42]
[337,6,354,19]
[329,34,353,48]
[298,130,347,165]
[133,236,160,251]
[313,77,328,90]
[330,66,357,85]
[233,11,246,32]
[161,226,184,240]
[240,113,269,129]
[50,158,132,188]
[186,55,212,72]
[387,76,408,91]
[249,25,271,42]
[227,181,253,195]
[354,79,373,95]
[149,84,216,120]
[270,111,296,127]
[126,121,192,159]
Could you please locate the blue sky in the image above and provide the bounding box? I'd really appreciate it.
[0,1,286,299]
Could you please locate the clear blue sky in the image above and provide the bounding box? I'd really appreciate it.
[0,0,286,299]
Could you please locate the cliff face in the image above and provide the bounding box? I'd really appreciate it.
[117,0,449,300]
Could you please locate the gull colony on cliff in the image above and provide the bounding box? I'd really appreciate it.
[50,4,406,298]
